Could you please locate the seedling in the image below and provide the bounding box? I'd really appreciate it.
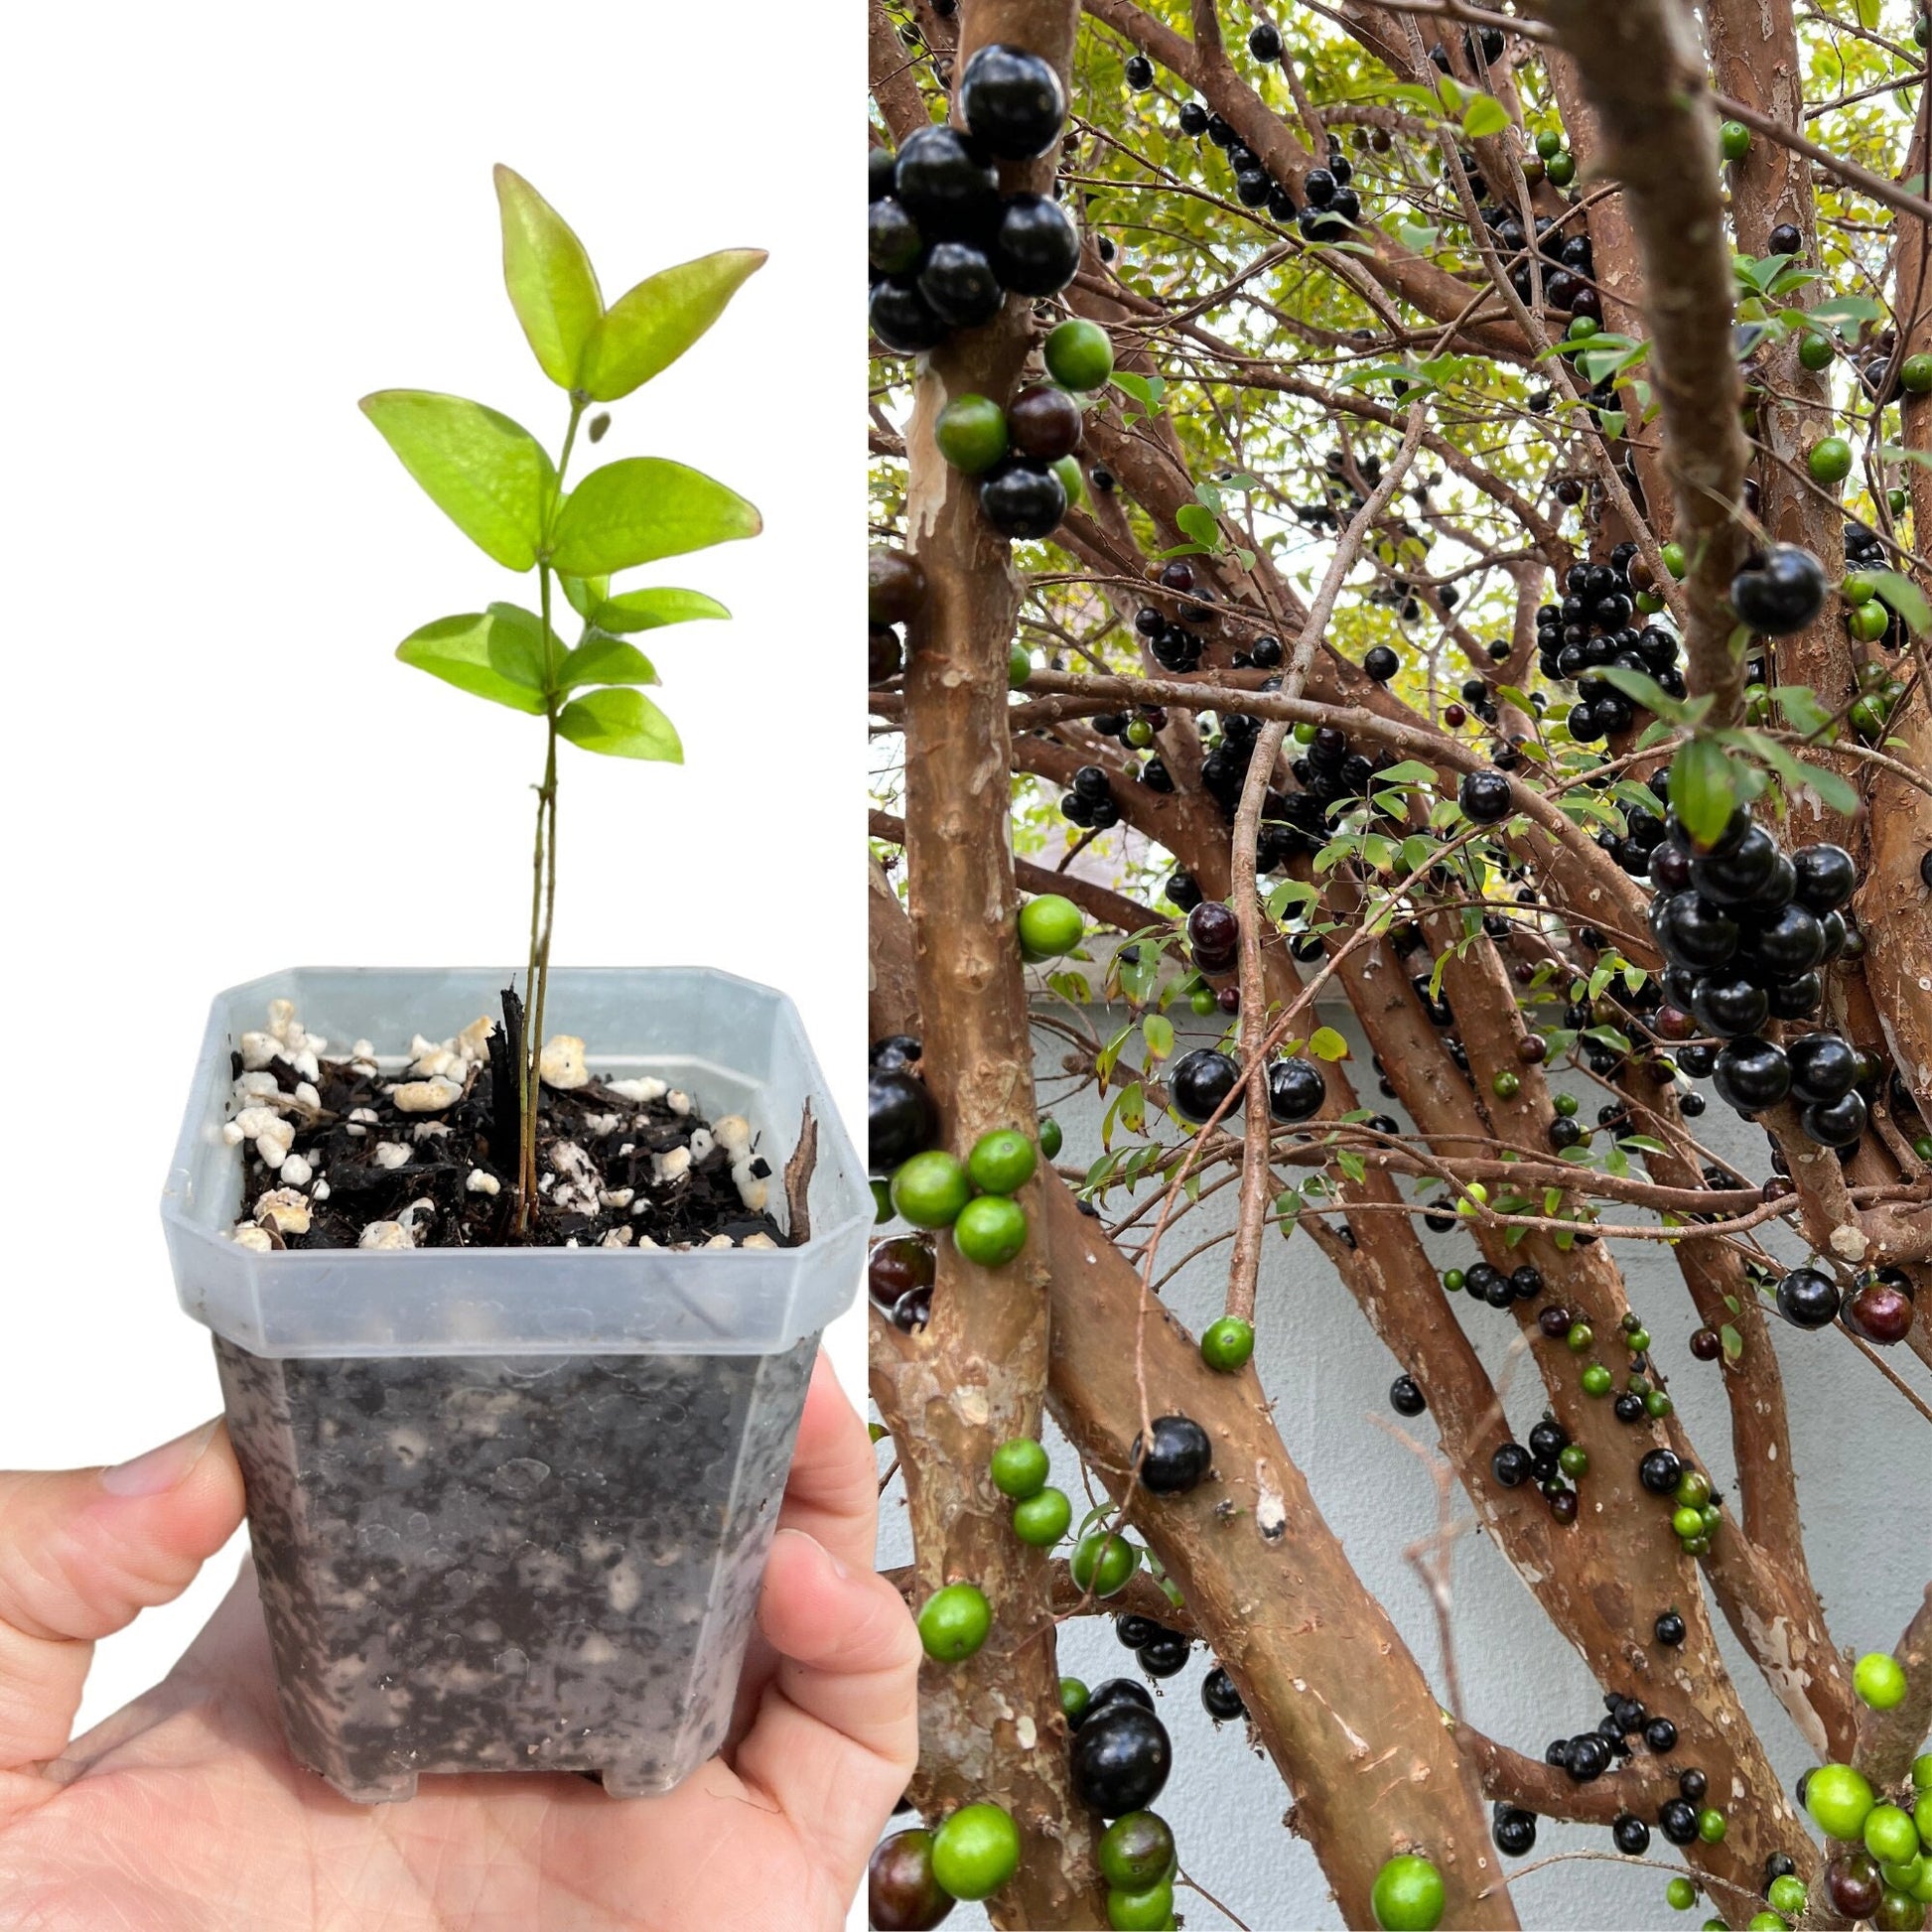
[363,166,764,1232]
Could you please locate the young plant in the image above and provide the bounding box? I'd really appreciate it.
[363,165,764,1232]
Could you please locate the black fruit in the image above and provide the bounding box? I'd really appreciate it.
[1691,974,1770,1039]
[1691,824,1780,906]
[870,279,949,352]
[1201,1665,1246,1722]
[1171,1047,1241,1123]
[1081,1677,1156,1727]
[1132,1414,1214,1494]
[959,44,1068,159]
[1743,902,1826,977]
[993,193,1081,296]
[1125,54,1155,88]
[1638,1448,1683,1495]
[1492,1442,1533,1487]
[1390,1374,1426,1417]
[869,147,898,204]
[893,126,1001,240]
[1644,1717,1678,1752]
[1652,893,1739,971]
[1268,1055,1325,1123]
[1792,842,1857,913]
[1802,1089,1867,1147]
[1612,1814,1652,1856]
[1730,545,1827,635]
[1363,644,1400,681]
[870,1066,939,1174]
[1249,20,1283,59]
[1115,1613,1162,1650]
[1069,1702,1173,1815]
[1713,1036,1791,1114]
[869,199,924,275]
[917,241,1004,329]
[1654,1609,1686,1647]
[1787,1032,1858,1105]
[1459,768,1513,823]
[980,463,1067,539]
[1658,1798,1700,1846]
[1492,1808,1537,1857]
[1775,1265,1841,1328]
[1138,1629,1191,1678]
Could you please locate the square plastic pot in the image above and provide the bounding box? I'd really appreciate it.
[162,966,868,1804]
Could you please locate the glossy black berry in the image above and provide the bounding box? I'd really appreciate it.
[1638,1448,1683,1495]
[1768,221,1803,256]
[1792,842,1857,913]
[1389,1375,1426,1417]
[1802,1089,1867,1147]
[1363,644,1400,682]
[870,1066,939,1174]
[1178,101,1209,136]
[1644,1717,1678,1753]
[1248,19,1283,60]
[869,199,924,276]
[1132,1414,1214,1494]
[1730,545,1827,635]
[1775,1265,1841,1328]
[1115,1613,1161,1650]
[1713,1036,1792,1115]
[959,43,1068,160]
[1612,1813,1652,1856]
[893,125,1001,241]
[1125,53,1155,88]
[1787,1033,1858,1105]
[1492,1808,1537,1857]
[1567,1732,1612,1781]
[1172,1046,1241,1124]
[1069,1701,1173,1815]
[1658,1797,1700,1846]
[1268,1055,1325,1123]
[1654,1608,1687,1647]
[1081,1677,1156,1728]
[917,240,1005,329]
[870,279,949,353]
[1459,767,1513,823]
[993,193,1082,296]
[869,147,898,203]
[1138,1628,1191,1678]
[1492,1442,1533,1487]
[1200,1664,1245,1722]
[980,463,1067,539]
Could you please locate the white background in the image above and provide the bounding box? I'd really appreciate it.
[0,0,865,1826]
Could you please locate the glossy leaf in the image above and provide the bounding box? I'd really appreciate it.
[1669,736,1738,848]
[562,573,611,619]
[359,391,555,570]
[591,587,731,632]
[492,166,603,389]
[395,611,546,714]
[1461,94,1509,139]
[578,248,767,401]
[559,632,660,692]
[1309,1027,1350,1061]
[483,601,554,691]
[557,686,682,761]
[548,458,760,576]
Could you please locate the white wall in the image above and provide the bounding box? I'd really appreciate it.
[0,0,861,1742]
[876,1002,1929,1931]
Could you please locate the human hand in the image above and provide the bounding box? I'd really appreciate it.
[0,1353,917,1931]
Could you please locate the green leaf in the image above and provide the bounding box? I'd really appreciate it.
[1461,93,1509,139]
[359,391,556,571]
[562,574,610,619]
[1721,1322,1743,1362]
[556,686,682,761]
[578,248,767,401]
[1309,1026,1350,1061]
[1174,502,1220,549]
[1142,1013,1174,1062]
[395,609,547,714]
[1866,570,1931,636]
[1669,736,1739,848]
[591,587,733,633]
[1598,665,1692,724]
[492,165,603,389]
[549,457,761,575]
[558,632,659,692]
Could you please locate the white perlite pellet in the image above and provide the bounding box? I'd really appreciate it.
[539,1035,590,1089]
[608,1076,667,1104]
[372,1142,412,1171]
[467,1171,501,1196]
[393,1076,463,1114]
[358,1220,409,1251]
[256,1188,312,1237]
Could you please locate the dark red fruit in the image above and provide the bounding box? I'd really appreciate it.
[869,1828,956,1931]
[1843,1279,1914,1344]
[869,1236,936,1312]
[1008,383,1084,460]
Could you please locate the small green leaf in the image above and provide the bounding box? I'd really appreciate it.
[1461,93,1510,139]
[556,686,682,761]
[1309,1027,1350,1061]
[1142,1013,1174,1061]
[562,574,610,619]
[559,632,659,692]
[492,165,604,389]
[1174,502,1220,549]
[1598,665,1690,723]
[395,610,547,714]
[1336,1149,1368,1184]
[578,248,767,401]
[1669,736,1739,848]
[590,587,732,632]
[1721,1322,1743,1362]
[549,458,761,576]
[360,391,556,570]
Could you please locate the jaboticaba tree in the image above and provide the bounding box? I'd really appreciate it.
[871,0,1932,1927]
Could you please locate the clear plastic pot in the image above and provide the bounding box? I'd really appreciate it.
[163,967,867,1803]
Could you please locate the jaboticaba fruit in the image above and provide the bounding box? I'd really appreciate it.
[868,197,923,276]
[917,239,1004,330]
[1458,767,1512,823]
[870,1065,939,1175]
[1132,1414,1213,1494]
[869,147,898,203]
[1776,1265,1842,1328]
[1730,545,1827,635]
[1268,1055,1325,1123]
[1201,1663,1246,1721]
[1008,382,1084,461]
[1651,893,1739,971]
[1787,1032,1858,1105]
[869,547,926,627]
[980,460,1066,539]
[893,125,1001,240]
[993,193,1080,295]
[1713,1035,1791,1114]
[870,279,949,353]
[1069,1701,1173,1815]
[1248,20,1283,60]
[1792,842,1856,912]
[1638,1448,1683,1494]
[958,44,1068,161]
[1170,1046,1240,1123]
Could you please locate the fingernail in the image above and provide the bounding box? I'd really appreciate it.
[101,1419,221,1497]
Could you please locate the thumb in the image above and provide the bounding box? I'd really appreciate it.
[0,1418,244,1777]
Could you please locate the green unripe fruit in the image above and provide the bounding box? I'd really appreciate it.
[1492,1069,1521,1100]
[1865,1804,1921,1866]
[1903,352,1932,393]
[1107,1879,1175,1930]
[1456,1182,1488,1217]
[1189,986,1218,1016]
[1745,1915,1785,1932]
[955,1193,1030,1267]
[970,1128,1039,1195]
[1807,1762,1877,1840]
[1294,721,1318,745]
[1019,893,1086,960]
[1372,1855,1447,1931]
[1583,1364,1613,1397]
[991,1437,1050,1499]
[1536,129,1562,159]
[1809,436,1855,484]
[892,1151,973,1229]
[1667,1876,1699,1910]
[1882,1860,1925,1893]
[1662,540,1688,579]
[1646,1390,1675,1419]
[1636,590,1666,614]
[1559,1445,1589,1476]
[1673,1505,1707,1540]
[1060,1676,1091,1721]
[1567,1321,1593,1352]
[1676,1470,1712,1509]
[931,1802,1022,1901]
[1098,1812,1178,1891]
[1010,642,1035,689]
[1768,1875,1808,1916]
[1682,1534,1711,1556]
[1053,453,1086,509]
[1013,1485,1073,1546]
[936,394,1011,473]
[1891,486,1910,514]
[1919,1790,1932,1843]
[1555,1091,1580,1117]
[1799,331,1836,371]
[1038,1116,1063,1159]
[1851,600,1892,642]
[1546,152,1576,188]
[1625,1325,1652,1351]
[1697,1808,1726,1845]
[1200,1314,1256,1371]
[1126,718,1154,748]
[918,1583,993,1662]
[1856,1651,1909,1710]
[1851,694,1889,740]
[1720,120,1751,161]
[1568,315,1599,342]
[1845,571,1877,605]
[1443,1269,1465,1292]
[1915,1753,1932,1791]
[1071,1529,1142,1597]
[1045,319,1115,391]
